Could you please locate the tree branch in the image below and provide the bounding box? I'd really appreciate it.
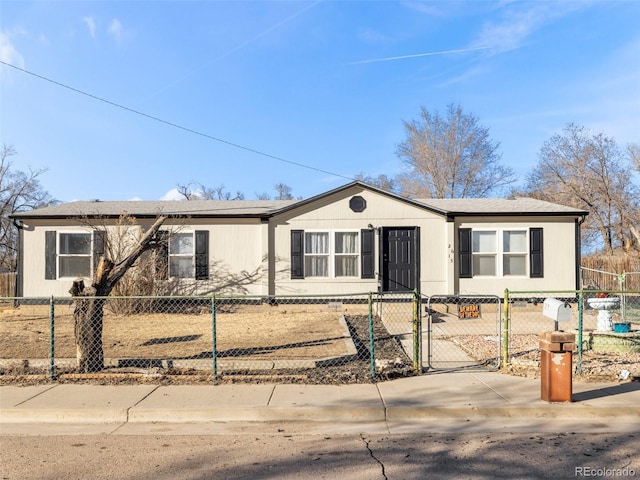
[100,215,167,293]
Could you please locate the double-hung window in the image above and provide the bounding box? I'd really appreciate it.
[303,231,359,277]
[461,228,541,278]
[45,228,211,281]
[45,230,99,279]
[58,232,92,278]
[295,230,362,278]
[169,233,195,278]
[502,230,527,276]
[472,231,497,276]
[157,230,209,280]
[334,231,359,277]
[304,232,329,277]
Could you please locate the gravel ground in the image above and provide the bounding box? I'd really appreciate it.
[455,333,640,382]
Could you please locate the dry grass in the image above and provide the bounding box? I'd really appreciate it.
[0,303,367,361]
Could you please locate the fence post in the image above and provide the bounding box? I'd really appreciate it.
[577,291,583,376]
[618,273,626,324]
[501,289,510,369]
[368,292,375,380]
[211,296,217,382]
[49,296,55,381]
[413,289,421,373]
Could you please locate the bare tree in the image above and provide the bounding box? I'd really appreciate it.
[354,173,399,193]
[274,183,293,200]
[79,213,165,315]
[395,104,515,198]
[629,143,640,172]
[176,182,245,200]
[70,215,167,372]
[517,124,640,255]
[1,145,56,271]
[255,183,301,200]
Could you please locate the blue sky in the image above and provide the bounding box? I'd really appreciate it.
[1,1,639,202]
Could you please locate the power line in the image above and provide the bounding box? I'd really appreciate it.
[0,60,356,182]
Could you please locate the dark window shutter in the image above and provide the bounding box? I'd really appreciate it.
[195,230,209,280]
[155,231,169,280]
[360,229,375,279]
[459,228,472,278]
[45,231,57,280]
[530,228,544,278]
[92,230,106,276]
[291,230,304,279]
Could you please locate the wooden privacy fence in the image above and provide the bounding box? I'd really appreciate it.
[0,273,16,298]
[581,257,640,291]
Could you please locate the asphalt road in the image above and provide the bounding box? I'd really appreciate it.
[2,430,638,480]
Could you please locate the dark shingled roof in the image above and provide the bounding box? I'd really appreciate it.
[415,197,587,215]
[11,181,587,220]
[12,199,298,219]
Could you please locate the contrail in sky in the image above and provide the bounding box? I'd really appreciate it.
[350,46,490,65]
[143,1,322,101]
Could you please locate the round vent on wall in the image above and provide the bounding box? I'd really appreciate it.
[349,195,366,212]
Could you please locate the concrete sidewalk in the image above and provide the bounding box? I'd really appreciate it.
[2,372,639,434]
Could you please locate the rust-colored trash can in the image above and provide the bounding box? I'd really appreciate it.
[539,331,576,403]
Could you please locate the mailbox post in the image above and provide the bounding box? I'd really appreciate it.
[540,331,575,402]
[540,298,574,402]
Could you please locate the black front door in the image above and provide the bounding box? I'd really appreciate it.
[381,227,419,292]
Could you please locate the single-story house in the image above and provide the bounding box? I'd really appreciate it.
[11,181,588,298]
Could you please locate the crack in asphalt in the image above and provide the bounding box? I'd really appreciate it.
[361,434,388,480]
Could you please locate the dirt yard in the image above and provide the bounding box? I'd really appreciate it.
[0,301,416,384]
[0,302,368,360]
[1,301,637,384]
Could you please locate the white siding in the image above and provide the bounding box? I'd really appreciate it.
[17,186,582,299]
[270,186,450,295]
[19,218,268,297]
[456,216,578,296]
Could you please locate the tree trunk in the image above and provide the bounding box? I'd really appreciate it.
[73,292,105,373]
[69,216,167,373]
[70,272,111,373]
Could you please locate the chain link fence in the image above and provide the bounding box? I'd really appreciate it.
[424,295,502,371]
[0,293,420,383]
[505,290,640,378]
[2,290,637,383]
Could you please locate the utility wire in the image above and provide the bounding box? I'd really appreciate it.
[0,60,356,182]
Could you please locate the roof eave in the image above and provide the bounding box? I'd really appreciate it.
[447,210,588,217]
[10,212,275,221]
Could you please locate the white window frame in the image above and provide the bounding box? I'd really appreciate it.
[472,230,497,277]
[304,229,360,278]
[502,229,528,277]
[471,228,528,278]
[57,231,92,279]
[168,231,196,279]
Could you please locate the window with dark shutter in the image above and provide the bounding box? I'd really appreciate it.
[291,230,304,279]
[530,228,544,278]
[459,228,472,278]
[45,231,57,279]
[195,230,209,280]
[360,229,375,279]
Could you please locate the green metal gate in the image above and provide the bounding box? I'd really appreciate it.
[425,295,502,371]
